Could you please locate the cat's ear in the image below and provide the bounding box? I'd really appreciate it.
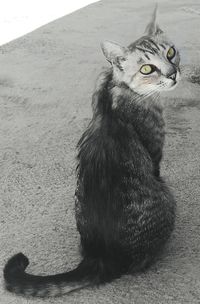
[101,41,128,69]
[144,4,163,36]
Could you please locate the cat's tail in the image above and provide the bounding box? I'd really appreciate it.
[4,252,122,298]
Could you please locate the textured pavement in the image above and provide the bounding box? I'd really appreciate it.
[0,0,200,303]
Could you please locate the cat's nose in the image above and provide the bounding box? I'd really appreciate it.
[168,72,176,81]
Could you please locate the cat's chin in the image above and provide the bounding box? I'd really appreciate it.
[160,80,179,92]
[164,81,179,91]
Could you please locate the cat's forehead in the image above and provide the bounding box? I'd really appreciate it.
[128,35,172,57]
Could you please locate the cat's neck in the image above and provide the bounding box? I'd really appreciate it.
[91,69,165,169]
[93,68,164,123]
[110,84,163,116]
[93,68,163,117]
[111,79,165,165]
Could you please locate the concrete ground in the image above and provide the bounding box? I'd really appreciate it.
[0,0,200,303]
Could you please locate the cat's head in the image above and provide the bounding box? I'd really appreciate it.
[101,5,180,96]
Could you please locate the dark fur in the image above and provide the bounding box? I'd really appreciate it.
[4,6,178,296]
[75,69,175,274]
[4,68,176,297]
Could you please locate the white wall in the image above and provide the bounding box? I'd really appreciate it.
[0,0,99,46]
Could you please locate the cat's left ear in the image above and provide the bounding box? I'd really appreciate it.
[144,4,163,36]
[101,40,128,69]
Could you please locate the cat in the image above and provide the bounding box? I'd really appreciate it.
[4,6,180,298]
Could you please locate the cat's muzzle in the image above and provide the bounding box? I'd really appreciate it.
[168,72,177,82]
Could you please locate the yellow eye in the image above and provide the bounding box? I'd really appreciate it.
[167,47,176,60]
[140,64,155,75]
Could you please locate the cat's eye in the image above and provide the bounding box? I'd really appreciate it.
[140,64,156,75]
[167,47,176,60]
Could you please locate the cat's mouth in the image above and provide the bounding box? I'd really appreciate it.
[168,72,177,87]
[163,80,178,91]
[168,72,177,81]
[171,79,177,87]
[163,71,180,91]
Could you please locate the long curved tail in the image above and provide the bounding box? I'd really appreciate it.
[3,252,121,298]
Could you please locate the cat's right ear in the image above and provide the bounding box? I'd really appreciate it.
[144,4,163,36]
[100,41,128,69]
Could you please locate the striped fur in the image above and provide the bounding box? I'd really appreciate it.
[4,6,180,298]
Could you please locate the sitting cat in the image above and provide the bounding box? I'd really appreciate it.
[4,6,180,298]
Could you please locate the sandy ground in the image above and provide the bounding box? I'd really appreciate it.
[0,0,200,303]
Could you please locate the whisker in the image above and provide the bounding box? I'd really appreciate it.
[131,90,160,108]
[133,89,158,103]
